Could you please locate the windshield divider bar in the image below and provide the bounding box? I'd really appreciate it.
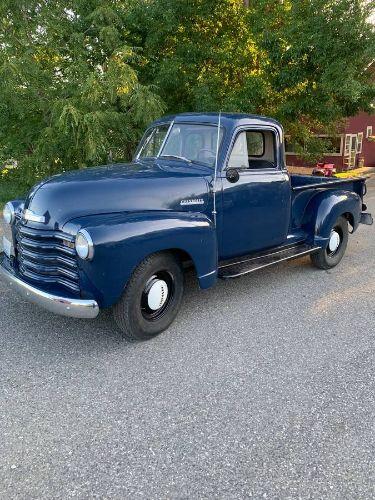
[157,120,174,158]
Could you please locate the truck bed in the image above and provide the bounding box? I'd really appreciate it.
[290,174,365,198]
[290,174,366,233]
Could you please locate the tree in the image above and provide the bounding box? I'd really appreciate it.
[0,0,164,187]
[127,0,375,157]
[0,0,374,188]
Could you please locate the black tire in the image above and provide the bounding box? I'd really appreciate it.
[310,216,348,270]
[112,252,184,341]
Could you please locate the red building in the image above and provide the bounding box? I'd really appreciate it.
[286,111,375,171]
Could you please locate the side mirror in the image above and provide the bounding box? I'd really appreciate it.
[226,168,240,184]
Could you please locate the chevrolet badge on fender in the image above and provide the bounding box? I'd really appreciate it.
[180,198,205,206]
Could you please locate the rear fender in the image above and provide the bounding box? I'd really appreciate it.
[302,190,361,247]
[67,211,217,308]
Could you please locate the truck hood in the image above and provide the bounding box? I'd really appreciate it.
[23,160,212,230]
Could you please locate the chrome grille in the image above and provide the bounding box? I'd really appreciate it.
[15,224,80,294]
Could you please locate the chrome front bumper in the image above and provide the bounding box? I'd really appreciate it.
[0,256,99,319]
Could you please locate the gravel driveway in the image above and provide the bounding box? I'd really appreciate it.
[1,179,374,499]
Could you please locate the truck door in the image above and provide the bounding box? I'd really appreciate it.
[219,128,291,260]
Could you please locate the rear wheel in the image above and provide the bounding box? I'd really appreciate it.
[112,252,184,341]
[310,216,348,270]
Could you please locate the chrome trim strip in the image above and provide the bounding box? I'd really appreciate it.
[219,248,319,279]
[219,243,306,269]
[0,257,99,319]
[199,269,217,279]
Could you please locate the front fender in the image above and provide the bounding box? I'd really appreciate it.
[302,190,361,247]
[66,211,217,308]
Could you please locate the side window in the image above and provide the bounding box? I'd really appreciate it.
[227,131,249,169]
[228,130,276,170]
[247,132,264,156]
[357,132,363,153]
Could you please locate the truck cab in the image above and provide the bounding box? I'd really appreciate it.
[1,113,372,341]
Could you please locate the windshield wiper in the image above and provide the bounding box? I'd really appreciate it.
[159,154,192,163]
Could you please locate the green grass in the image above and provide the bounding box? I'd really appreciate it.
[0,179,26,210]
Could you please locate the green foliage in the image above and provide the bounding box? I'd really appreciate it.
[0,0,165,188]
[0,0,374,186]
[128,0,375,160]
[0,173,24,208]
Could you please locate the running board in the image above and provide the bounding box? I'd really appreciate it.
[218,244,319,279]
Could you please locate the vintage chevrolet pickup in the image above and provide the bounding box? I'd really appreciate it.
[1,113,373,340]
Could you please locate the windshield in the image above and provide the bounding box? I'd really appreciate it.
[136,123,223,167]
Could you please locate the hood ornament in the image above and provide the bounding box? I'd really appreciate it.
[23,209,46,224]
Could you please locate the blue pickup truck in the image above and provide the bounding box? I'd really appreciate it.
[1,113,373,340]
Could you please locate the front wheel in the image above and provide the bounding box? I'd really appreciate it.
[310,216,349,270]
[112,252,184,341]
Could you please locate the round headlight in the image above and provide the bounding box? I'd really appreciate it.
[3,202,15,225]
[75,229,94,260]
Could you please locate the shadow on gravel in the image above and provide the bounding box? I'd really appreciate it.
[1,259,311,350]
[0,250,355,359]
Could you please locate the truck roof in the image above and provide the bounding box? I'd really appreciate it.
[151,112,283,131]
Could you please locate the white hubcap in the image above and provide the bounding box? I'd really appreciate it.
[328,230,341,252]
[147,279,169,310]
